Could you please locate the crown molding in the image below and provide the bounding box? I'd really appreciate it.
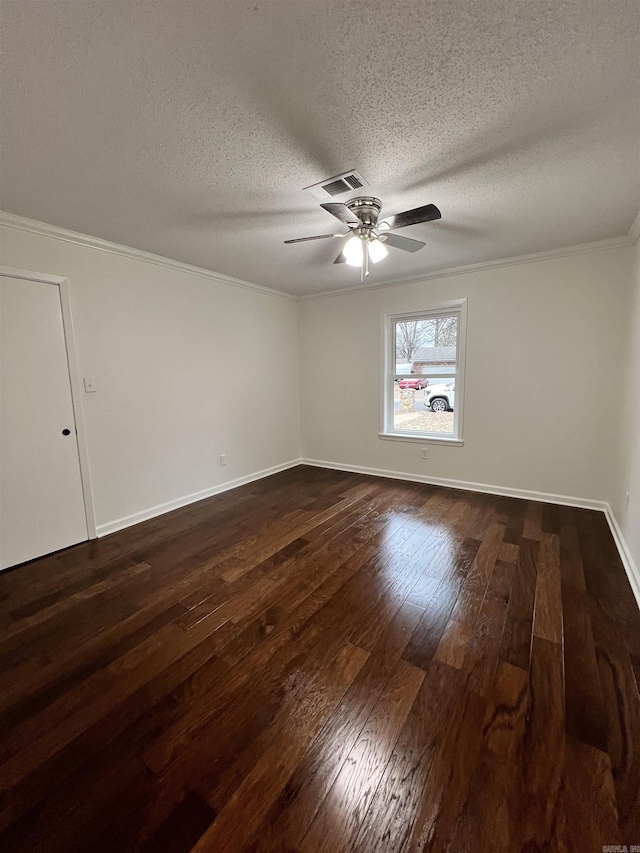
[299,232,636,300]
[3,208,637,302]
[0,211,297,301]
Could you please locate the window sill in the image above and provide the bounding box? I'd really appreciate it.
[378,432,464,447]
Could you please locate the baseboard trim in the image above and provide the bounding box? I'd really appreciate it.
[604,504,640,611]
[301,458,606,510]
[96,459,303,537]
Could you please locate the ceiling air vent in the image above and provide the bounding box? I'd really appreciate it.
[303,170,368,201]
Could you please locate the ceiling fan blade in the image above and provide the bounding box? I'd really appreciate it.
[284,233,341,244]
[378,203,441,231]
[378,232,425,253]
[334,251,348,264]
[320,202,361,226]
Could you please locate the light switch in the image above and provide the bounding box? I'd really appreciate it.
[83,376,97,393]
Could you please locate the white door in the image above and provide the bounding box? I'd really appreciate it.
[0,275,88,569]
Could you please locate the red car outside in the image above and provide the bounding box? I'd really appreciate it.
[397,377,429,390]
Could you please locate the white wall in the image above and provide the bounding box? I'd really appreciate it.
[299,247,631,505]
[610,238,640,570]
[0,223,301,533]
[1,214,637,581]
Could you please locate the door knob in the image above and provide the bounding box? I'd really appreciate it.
[62,429,71,436]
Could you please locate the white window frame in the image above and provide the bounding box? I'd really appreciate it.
[380,299,467,445]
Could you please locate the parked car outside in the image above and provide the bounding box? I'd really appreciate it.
[397,377,429,390]
[424,381,455,411]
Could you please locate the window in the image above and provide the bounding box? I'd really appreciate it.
[381,300,466,444]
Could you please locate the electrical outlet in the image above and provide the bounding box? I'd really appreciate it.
[420,448,428,460]
[220,453,227,466]
[625,491,630,511]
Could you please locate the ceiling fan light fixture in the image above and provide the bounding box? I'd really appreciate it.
[284,196,440,276]
[343,235,364,267]
[367,238,388,263]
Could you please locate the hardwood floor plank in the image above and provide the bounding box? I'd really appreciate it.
[522,500,543,540]
[541,501,561,535]
[562,591,608,754]
[189,641,370,853]
[193,636,372,813]
[449,522,505,626]
[0,620,238,829]
[404,571,440,610]
[447,661,530,852]
[0,602,187,734]
[138,790,217,853]
[349,660,467,853]
[0,468,634,850]
[462,559,514,697]
[558,509,588,593]
[244,598,426,852]
[499,537,537,671]
[574,508,620,603]
[140,535,419,782]
[555,735,622,852]
[533,532,563,644]
[0,751,156,852]
[559,521,608,753]
[497,541,519,564]
[402,537,482,671]
[466,492,499,540]
[502,498,526,545]
[404,682,487,852]
[519,636,566,849]
[433,618,472,669]
[7,556,150,623]
[588,594,640,839]
[300,658,424,853]
[141,625,330,779]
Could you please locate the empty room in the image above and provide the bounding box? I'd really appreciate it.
[0,1,639,850]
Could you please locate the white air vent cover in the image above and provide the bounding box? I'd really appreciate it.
[303,170,368,201]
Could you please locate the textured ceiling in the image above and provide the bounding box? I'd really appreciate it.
[1,1,639,295]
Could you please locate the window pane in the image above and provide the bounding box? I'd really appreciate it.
[394,315,458,384]
[393,376,456,435]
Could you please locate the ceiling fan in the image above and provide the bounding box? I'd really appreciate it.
[284,197,441,281]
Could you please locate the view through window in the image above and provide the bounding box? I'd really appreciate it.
[386,306,464,440]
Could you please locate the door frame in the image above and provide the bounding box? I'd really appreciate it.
[1,265,97,539]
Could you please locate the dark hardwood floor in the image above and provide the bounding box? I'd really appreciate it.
[0,465,639,852]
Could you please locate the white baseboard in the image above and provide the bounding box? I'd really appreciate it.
[96,459,303,537]
[604,504,640,611]
[300,458,606,511]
